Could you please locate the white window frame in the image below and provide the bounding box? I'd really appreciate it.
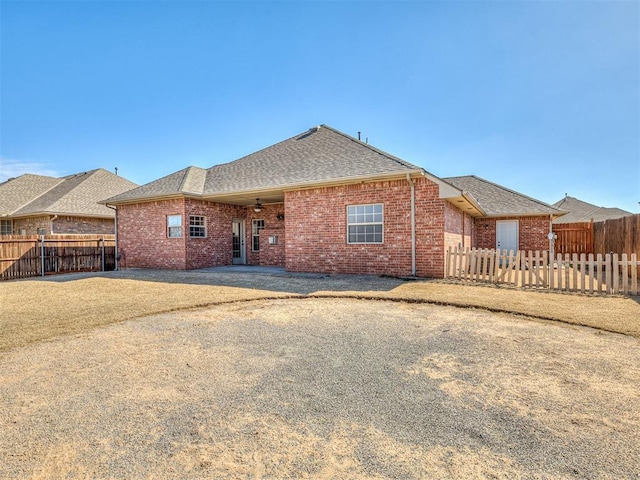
[0,219,13,235]
[252,219,265,251]
[346,203,384,244]
[189,215,207,238]
[167,214,182,238]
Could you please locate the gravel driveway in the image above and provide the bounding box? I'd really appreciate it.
[1,298,639,478]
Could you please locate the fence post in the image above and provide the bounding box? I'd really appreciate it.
[101,236,105,272]
[40,235,45,277]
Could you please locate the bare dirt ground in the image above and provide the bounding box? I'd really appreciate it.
[1,298,639,478]
[1,268,639,353]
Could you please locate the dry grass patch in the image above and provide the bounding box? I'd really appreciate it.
[0,275,293,352]
[1,269,639,353]
[335,282,640,338]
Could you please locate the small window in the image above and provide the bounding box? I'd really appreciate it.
[37,227,46,235]
[0,220,12,235]
[252,219,265,251]
[167,215,182,238]
[347,204,383,244]
[189,215,206,237]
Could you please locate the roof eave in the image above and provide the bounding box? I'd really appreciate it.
[482,210,568,219]
[101,192,191,206]
[4,211,115,219]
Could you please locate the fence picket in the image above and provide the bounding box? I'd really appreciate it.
[595,253,603,293]
[443,247,639,296]
[632,254,638,295]
[622,253,628,296]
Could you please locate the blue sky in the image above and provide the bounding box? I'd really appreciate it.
[1,0,638,212]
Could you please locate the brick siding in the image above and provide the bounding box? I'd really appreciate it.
[11,216,114,235]
[115,183,550,277]
[118,199,188,269]
[245,204,285,267]
[284,177,451,278]
[117,198,285,270]
[473,216,551,251]
[184,199,245,270]
[53,216,114,234]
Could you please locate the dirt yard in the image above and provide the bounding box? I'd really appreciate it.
[1,269,639,477]
[1,298,639,478]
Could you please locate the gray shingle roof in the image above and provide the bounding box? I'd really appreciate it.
[552,196,631,223]
[105,125,422,203]
[443,175,565,217]
[1,169,137,218]
[0,174,62,215]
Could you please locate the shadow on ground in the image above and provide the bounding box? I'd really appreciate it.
[30,266,417,295]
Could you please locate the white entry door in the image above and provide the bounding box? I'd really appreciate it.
[496,220,519,252]
[232,219,246,264]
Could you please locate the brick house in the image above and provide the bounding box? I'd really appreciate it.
[104,125,565,278]
[0,169,137,235]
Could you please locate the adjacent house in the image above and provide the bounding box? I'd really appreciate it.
[0,168,137,235]
[104,125,565,278]
[552,195,632,224]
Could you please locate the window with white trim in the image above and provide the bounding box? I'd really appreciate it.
[252,219,265,251]
[167,214,182,238]
[189,215,206,237]
[0,220,12,235]
[347,204,383,243]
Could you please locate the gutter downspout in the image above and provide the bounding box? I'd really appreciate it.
[50,215,58,234]
[406,174,416,277]
[107,205,118,270]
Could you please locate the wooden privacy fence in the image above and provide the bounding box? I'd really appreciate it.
[0,235,116,281]
[446,247,639,296]
[594,214,640,258]
[553,222,593,256]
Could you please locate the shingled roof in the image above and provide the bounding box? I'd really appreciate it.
[443,175,566,217]
[104,125,424,204]
[0,169,137,218]
[552,196,631,223]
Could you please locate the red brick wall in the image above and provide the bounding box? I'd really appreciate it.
[414,178,450,278]
[117,199,188,269]
[284,177,447,277]
[444,202,473,253]
[245,204,285,266]
[184,199,245,270]
[12,216,114,235]
[473,216,551,251]
[118,198,282,270]
[12,216,52,235]
[53,216,114,234]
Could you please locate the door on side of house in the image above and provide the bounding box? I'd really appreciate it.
[496,220,519,253]
[232,219,246,264]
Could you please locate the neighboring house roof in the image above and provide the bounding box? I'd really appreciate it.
[443,175,566,218]
[104,125,427,204]
[552,196,632,223]
[0,169,138,218]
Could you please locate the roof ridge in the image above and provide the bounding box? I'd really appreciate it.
[206,127,327,172]
[181,166,207,194]
[177,166,195,192]
[319,124,419,170]
[453,175,564,213]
